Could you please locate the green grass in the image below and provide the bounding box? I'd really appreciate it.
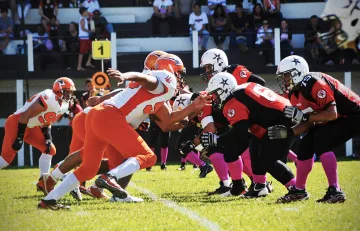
[0,161,360,231]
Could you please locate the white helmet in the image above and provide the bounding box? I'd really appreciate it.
[200,48,229,82]
[276,55,309,93]
[172,93,192,112]
[206,72,237,107]
[320,0,360,47]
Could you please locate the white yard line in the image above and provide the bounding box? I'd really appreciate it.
[129,183,223,231]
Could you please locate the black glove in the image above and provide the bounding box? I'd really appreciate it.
[41,126,52,154]
[179,141,196,157]
[199,132,218,148]
[12,123,27,151]
[284,106,309,124]
[268,125,294,140]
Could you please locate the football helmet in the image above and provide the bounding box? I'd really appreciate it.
[276,55,309,94]
[155,53,187,90]
[200,48,229,82]
[320,0,360,47]
[143,50,167,74]
[53,77,76,103]
[206,72,237,108]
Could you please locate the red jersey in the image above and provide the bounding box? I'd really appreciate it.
[222,83,293,138]
[223,64,252,85]
[289,72,360,116]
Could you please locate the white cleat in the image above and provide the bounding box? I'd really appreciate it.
[219,190,233,197]
[70,186,83,201]
[110,195,144,203]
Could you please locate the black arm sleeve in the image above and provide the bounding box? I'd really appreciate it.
[217,120,249,155]
[248,74,266,86]
[41,126,52,141]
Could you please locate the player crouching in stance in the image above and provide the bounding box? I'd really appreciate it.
[270,55,359,203]
[199,72,297,198]
[38,68,206,209]
[0,78,75,181]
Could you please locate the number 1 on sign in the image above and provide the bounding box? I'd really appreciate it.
[98,45,104,55]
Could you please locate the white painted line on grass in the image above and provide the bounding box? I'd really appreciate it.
[129,183,223,231]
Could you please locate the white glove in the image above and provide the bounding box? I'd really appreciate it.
[268,125,293,140]
[284,106,309,123]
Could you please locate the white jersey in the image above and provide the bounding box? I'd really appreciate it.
[79,16,89,39]
[103,70,177,129]
[15,89,69,128]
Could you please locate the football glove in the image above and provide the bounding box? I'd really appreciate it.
[12,137,24,151]
[284,106,309,123]
[200,132,218,148]
[179,141,196,156]
[268,125,294,140]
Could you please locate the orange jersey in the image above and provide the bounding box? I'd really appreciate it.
[14,89,69,128]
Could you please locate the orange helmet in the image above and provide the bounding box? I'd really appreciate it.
[143,50,167,72]
[155,54,186,89]
[53,77,76,103]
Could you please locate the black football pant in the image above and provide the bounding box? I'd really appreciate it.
[148,120,170,148]
[249,134,295,185]
[298,115,360,161]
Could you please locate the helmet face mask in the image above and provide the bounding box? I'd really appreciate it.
[200,49,229,83]
[61,89,75,103]
[53,77,76,103]
[206,88,224,110]
[276,70,299,94]
[200,64,218,82]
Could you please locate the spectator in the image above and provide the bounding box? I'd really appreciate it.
[230,3,253,52]
[48,15,60,52]
[0,8,13,54]
[81,0,100,15]
[304,15,322,63]
[189,2,210,51]
[262,0,282,25]
[208,0,226,16]
[280,19,294,58]
[61,21,79,70]
[92,9,114,35]
[251,3,265,32]
[151,0,176,36]
[255,20,274,66]
[242,0,263,13]
[61,0,80,8]
[210,4,228,50]
[174,0,195,19]
[33,24,52,69]
[81,78,95,108]
[39,0,59,32]
[15,0,31,24]
[78,7,95,71]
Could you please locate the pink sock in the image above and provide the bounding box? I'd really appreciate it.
[253,174,266,184]
[209,152,229,181]
[295,158,314,190]
[196,152,200,158]
[287,150,298,163]
[227,158,243,181]
[181,157,186,163]
[241,148,253,178]
[320,152,339,189]
[186,151,205,166]
[161,147,168,164]
[285,178,296,188]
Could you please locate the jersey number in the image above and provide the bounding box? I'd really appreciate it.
[143,102,164,114]
[253,85,276,102]
[128,82,141,89]
[38,112,58,124]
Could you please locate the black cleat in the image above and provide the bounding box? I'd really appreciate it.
[208,181,232,196]
[178,163,186,171]
[146,167,152,171]
[241,183,269,199]
[277,186,309,203]
[221,179,247,197]
[38,199,70,210]
[160,163,167,170]
[199,163,213,178]
[316,186,346,203]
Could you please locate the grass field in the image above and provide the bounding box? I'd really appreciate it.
[0,160,359,231]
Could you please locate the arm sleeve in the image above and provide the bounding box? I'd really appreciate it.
[248,73,266,86]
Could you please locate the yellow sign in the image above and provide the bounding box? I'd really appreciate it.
[92,40,111,60]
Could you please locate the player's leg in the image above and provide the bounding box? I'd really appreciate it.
[68,112,86,154]
[146,120,160,171]
[24,126,56,176]
[160,130,170,170]
[0,114,21,169]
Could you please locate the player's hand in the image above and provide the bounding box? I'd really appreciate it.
[200,132,218,148]
[87,96,101,107]
[284,106,309,123]
[138,121,150,131]
[12,137,24,151]
[179,141,196,156]
[268,125,294,139]
[107,68,126,85]
[45,140,52,154]
[192,95,206,111]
